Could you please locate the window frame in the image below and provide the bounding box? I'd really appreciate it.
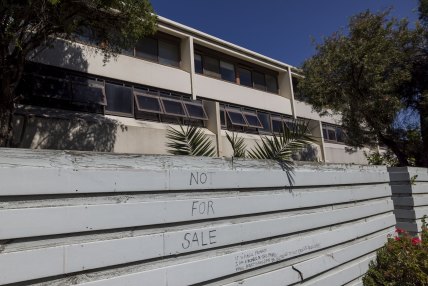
[104,82,134,117]
[225,107,248,127]
[242,110,263,128]
[160,97,188,117]
[193,46,280,94]
[134,32,181,68]
[271,116,285,134]
[183,101,208,120]
[134,90,164,114]
[237,66,253,88]
[70,78,107,106]
[322,124,346,144]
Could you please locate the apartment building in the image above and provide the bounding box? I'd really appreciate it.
[12,16,370,164]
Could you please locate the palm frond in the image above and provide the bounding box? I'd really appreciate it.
[166,124,216,157]
[226,132,247,158]
[248,120,315,167]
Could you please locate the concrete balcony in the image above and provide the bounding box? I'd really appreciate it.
[194,74,292,115]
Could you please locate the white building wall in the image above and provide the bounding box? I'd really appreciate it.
[31,40,192,94]
[194,74,293,115]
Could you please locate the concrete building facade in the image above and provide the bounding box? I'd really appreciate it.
[12,16,370,164]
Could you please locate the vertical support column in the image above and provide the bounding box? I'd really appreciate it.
[203,101,222,157]
[278,69,295,118]
[180,36,196,100]
[287,70,297,119]
[317,120,326,162]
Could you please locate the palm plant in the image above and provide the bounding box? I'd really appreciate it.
[226,132,247,158]
[166,124,216,157]
[248,120,315,171]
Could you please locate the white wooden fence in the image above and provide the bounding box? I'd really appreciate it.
[389,166,428,233]
[0,149,395,285]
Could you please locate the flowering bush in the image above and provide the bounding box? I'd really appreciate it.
[363,217,428,285]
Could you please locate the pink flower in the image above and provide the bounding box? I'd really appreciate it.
[395,228,405,234]
[411,237,422,245]
[395,237,401,241]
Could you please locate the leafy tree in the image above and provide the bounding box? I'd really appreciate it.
[0,0,157,147]
[299,10,425,166]
[166,125,216,157]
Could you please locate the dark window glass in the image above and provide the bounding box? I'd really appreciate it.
[220,61,235,82]
[184,102,208,120]
[327,129,337,141]
[32,76,70,100]
[135,92,163,113]
[258,112,271,133]
[71,80,106,105]
[336,128,345,142]
[226,109,247,126]
[220,108,226,128]
[293,77,304,100]
[135,37,157,61]
[243,112,262,128]
[253,71,266,91]
[158,40,180,67]
[322,128,328,140]
[238,67,252,87]
[194,54,203,74]
[162,98,186,116]
[203,56,220,77]
[284,118,296,131]
[266,74,278,93]
[105,83,133,115]
[272,117,284,133]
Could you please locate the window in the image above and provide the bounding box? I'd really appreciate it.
[135,37,158,61]
[266,74,278,93]
[322,124,346,143]
[226,107,247,126]
[327,129,336,141]
[32,75,70,100]
[292,77,305,101]
[258,112,271,133]
[134,91,163,113]
[105,83,133,115]
[71,79,106,106]
[220,107,226,128]
[284,118,296,131]
[238,67,252,87]
[184,101,208,120]
[158,40,180,67]
[203,56,220,78]
[161,98,187,117]
[336,128,345,143]
[135,35,180,67]
[220,61,235,82]
[193,47,279,94]
[253,71,266,91]
[322,128,328,140]
[272,116,284,133]
[194,54,203,74]
[243,110,262,128]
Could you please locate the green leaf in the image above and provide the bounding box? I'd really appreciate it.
[226,132,247,158]
[166,124,216,157]
[248,120,315,170]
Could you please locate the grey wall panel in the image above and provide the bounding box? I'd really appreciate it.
[0,148,394,285]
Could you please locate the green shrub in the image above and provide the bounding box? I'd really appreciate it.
[363,218,428,285]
